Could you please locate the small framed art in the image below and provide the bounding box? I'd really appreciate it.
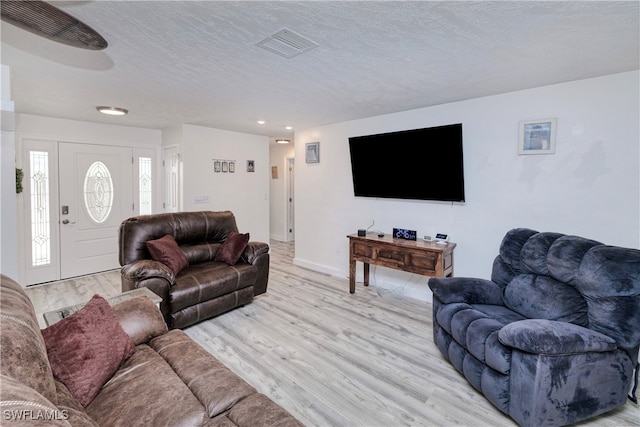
[519,118,557,155]
[306,142,319,163]
[247,160,255,172]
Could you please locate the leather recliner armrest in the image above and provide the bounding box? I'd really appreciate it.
[121,259,175,284]
[243,241,269,264]
[112,296,168,345]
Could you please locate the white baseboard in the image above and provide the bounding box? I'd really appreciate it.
[292,257,343,277]
[291,257,432,303]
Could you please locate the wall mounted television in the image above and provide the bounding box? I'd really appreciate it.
[348,123,465,202]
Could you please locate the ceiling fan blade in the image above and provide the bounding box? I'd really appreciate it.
[1,0,107,50]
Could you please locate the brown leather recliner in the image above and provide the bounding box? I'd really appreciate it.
[119,211,269,329]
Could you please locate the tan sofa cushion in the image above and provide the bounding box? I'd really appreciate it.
[86,344,208,426]
[0,276,58,404]
[150,330,256,418]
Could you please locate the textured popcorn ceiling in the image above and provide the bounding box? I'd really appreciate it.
[1,1,638,139]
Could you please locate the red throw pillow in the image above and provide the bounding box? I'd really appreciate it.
[146,234,189,276]
[42,295,136,407]
[214,232,250,265]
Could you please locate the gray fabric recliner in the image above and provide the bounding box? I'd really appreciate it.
[429,228,640,427]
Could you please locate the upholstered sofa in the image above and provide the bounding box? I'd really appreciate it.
[119,211,269,329]
[0,274,302,426]
[429,228,640,427]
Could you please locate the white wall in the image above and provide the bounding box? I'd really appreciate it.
[16,114,161,147]
[294,71,640,301]
[269,142,295,241]
[1,130,18,280]
[1,65,18,280]
[180,124,270,243]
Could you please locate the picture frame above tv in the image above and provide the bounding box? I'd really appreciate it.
[348,123,465,202]
[518,118,557,155]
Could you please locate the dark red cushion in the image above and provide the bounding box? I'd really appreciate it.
[42,295,136,407]
[146,234,189,276]
[214,232,250,265]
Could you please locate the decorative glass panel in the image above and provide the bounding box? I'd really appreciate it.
[83,161,114,223]
[139,157,152,215]
[30,151,51,266]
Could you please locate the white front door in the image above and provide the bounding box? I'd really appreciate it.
[58,143,134,279]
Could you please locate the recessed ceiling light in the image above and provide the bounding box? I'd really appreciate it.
[96,106,128,116]
[276,139,290,144]
[257,120,266,125]
[285,126,293,130]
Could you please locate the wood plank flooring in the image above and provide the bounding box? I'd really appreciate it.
[24,241,639,426]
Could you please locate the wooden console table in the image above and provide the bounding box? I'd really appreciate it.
[347,233,456,294]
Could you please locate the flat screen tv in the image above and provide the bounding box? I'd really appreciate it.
[348,123,465,202]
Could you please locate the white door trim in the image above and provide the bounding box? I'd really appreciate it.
[286,156,295,242]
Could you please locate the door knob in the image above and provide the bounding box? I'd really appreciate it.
[62,219,75,224]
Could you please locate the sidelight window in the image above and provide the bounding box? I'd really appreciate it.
[139,157,152,215]
[30,151,51,266]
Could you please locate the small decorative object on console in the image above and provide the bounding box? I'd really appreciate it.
[435,233,448,244]
[393,228,417,241]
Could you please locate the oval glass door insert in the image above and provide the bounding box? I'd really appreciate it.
[83,161,114,223]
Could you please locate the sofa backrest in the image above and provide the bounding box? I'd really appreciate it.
[1,275,59,404]
[491,228,640,349]
[119,211,239,266]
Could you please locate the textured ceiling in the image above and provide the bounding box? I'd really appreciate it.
[1,1,638,140]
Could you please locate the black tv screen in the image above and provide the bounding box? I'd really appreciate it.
[348,123,465,202]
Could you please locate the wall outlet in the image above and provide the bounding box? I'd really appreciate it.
[193,195,209,205]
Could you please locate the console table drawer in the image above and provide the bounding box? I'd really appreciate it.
[353,243,374,258]
[377,248,405,264]
[407,252,437,270]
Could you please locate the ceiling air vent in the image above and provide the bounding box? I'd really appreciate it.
[256,28,318,59]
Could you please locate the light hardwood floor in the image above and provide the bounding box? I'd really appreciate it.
[25,241,639,427]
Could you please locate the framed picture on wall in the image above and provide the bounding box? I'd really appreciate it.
[214,160,221,172]
[229,161,235,173]
[519,118,557,155]
[247,160,255,172]
[222,161,228,172]
[306,142,319,163]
